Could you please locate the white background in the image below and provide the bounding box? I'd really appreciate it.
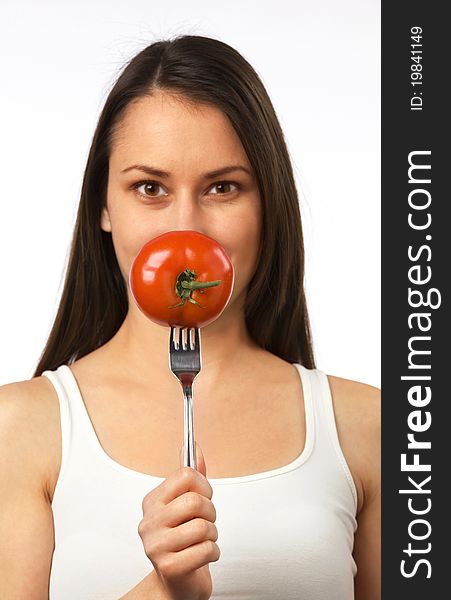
[0,0,380,387]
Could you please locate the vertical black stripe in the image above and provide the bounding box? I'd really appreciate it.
[382,1,448,596]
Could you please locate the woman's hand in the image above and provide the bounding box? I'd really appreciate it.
[138,444,220,600]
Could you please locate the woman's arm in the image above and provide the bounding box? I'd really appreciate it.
[354,486,381,599]
[0,381,55,598]
[352,386,381,600]
[328,374,381,599]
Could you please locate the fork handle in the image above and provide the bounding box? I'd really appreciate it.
[182,384,197,470]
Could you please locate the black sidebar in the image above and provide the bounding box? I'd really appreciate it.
[382,2,449,598]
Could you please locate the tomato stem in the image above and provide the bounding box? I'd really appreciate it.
[181,280,221,290]
[168,268,221,309]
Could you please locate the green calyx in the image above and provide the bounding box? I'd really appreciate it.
[168,268,221,309]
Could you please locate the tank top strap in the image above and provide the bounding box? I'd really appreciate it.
[42,364,98,482]
[296,364,358,513]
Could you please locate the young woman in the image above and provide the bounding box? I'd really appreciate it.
[0,35,380,599]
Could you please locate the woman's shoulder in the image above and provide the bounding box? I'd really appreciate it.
[325,373,380,515]
[0,374,58,431]
[0,375,61,503]
[326,373,380,423]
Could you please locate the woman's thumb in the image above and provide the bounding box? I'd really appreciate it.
[179,442,207,476]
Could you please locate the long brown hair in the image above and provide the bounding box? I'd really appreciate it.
[33,35,315,377]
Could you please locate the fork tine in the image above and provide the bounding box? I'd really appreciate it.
[178,326,183,350]
[194,326,200,352]
[170,325,176,350]
[170,325,182,351]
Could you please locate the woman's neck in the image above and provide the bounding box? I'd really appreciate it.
[98,301,262,390]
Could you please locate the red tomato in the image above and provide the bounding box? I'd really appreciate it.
[129,230,235,328]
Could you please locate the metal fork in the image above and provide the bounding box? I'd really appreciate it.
[169,326,202,470]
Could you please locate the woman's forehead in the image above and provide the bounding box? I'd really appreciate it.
[110,92,250,170]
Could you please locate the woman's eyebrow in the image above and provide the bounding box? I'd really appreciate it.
[120,164,252,179]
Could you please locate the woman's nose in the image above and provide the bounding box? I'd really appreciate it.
[170,192,205,232]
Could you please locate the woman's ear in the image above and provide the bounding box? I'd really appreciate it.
[100,206,112,232]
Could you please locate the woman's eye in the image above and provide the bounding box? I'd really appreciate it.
[132,181,167,198]
[209,181,239,195]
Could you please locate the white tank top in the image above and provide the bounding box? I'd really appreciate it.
[42,363,358,599]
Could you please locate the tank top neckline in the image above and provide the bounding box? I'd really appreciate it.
[57,362,316,486]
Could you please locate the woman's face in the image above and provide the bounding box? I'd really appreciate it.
[102,91,262,317]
